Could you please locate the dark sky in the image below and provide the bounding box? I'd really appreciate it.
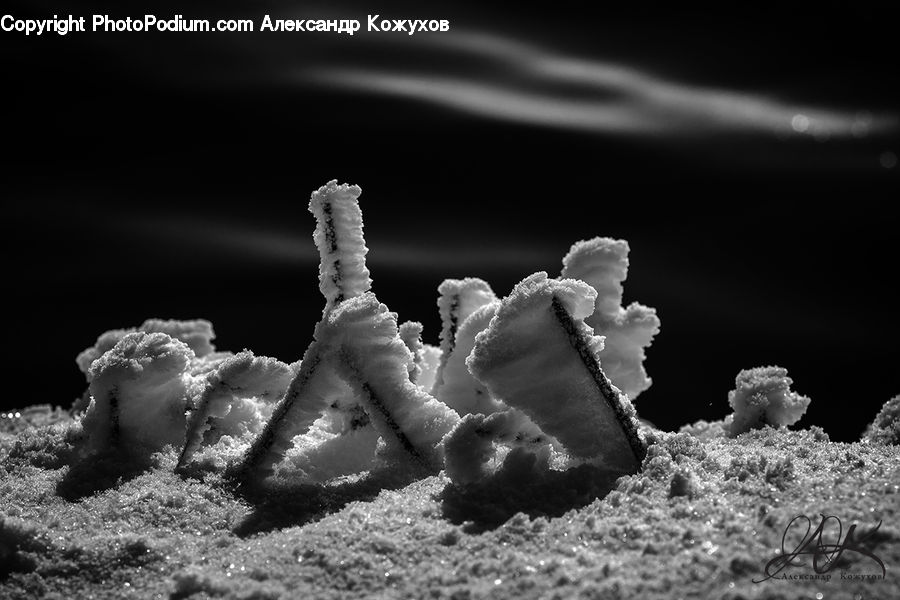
[2,0,897,440]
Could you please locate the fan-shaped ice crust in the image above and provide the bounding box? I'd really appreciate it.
[443,409,550,485]
[82,332,193,454]
[467,272,645,472]
[75,328,133,377]
[561,238,660,401]
[436,301,503,417]
[432,278,497,396]
[309,180,371,311]
[399,321,425,383]
[326,293,460,467]
[140,319,217,357]
[727,366,811,436]
[76,319,217,378]
[178,351,294,467]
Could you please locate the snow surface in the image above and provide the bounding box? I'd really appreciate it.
[2,419,898,600]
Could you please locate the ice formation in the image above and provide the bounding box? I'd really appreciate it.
[431,279,497,397]
[231,181,458,485]
[434,301,502,416]
[309,180,371,312]
[442,409,550,485]
[233,337,360,481]
[81,332,194,454]
[178,351,294,468]
[561,238,659,401]
[465,272,646,474]
[76,318,217,378]
[230,181,374,482]
[727,366,811,436]
[398,321,425,383]
[73,319,222,414]
[73,180,663,490]
[863,394,899,445]
[416,344,442,393]
[326,294,458,466]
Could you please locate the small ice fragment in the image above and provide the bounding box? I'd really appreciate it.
[442,408,549,485]
[416,345,442,392]
[727,366,811,436]
[862,394,900,445]
[399,321,425,383]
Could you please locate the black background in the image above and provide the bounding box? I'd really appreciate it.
[2,1,897,440]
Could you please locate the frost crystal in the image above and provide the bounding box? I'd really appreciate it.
[727,366,811,436]
[443,409,549,485]
[431,278,497,397]
[399,321,425,383]
[82,332,193,453]
[561,238,659,401]
[416,345,442,393]
[232,182,457,484]
[178,351,294,468]
[309,180,371,312]
[434,301,502,417]
[467,272,645,472]
[231,334,351,482]
[326,294,458,467]
[72,181,663,491]
[863,394,900,445]
[76,318,217,379]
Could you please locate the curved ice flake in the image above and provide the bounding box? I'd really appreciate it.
[467,272,645,472]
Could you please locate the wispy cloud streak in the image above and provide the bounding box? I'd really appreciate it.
[304,30,896,139]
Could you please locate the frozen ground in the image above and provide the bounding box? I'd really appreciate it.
[2,410,897,600]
